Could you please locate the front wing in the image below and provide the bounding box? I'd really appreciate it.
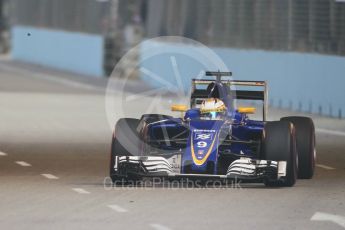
[113,155,287,182]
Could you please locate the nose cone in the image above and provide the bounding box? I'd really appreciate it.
[182,120,224,174]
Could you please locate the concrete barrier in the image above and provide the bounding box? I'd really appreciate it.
[140,40,345,118]
[11,26,104,76]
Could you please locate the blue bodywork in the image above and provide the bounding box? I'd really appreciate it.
[144,79,265,175]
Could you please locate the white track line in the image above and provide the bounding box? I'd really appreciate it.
[0,63,102,91]
[41,174,59,179]
[311,212,345,228]
[72,188,90,194]
[0,151,7,156]
[34,72,102,91]
[316,128,345,137]
[15,161,31,167]
[316,164,336,170]
[107,204,128,213]
[150,223,172,230]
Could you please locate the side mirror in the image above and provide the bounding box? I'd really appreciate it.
[238,107,256,114]
[171,104,188,112]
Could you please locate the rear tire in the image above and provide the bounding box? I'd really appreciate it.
[110,118,141,184]
[281,116,315,179]
[262,121,298,187]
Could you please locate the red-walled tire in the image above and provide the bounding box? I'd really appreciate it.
[281,116,315,179]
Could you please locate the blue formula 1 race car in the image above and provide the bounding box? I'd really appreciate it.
[109,71,316,187]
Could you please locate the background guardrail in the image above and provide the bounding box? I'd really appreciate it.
[140,40,345,119]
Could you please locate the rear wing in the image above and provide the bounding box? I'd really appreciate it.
[191,79,268,121]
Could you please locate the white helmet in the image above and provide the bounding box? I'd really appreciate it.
[200,98,227,119]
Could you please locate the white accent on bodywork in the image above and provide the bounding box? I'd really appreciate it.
[117,155,182,174]
[227,158,281,177]
[278,161,287,177]
[114,155,118,171]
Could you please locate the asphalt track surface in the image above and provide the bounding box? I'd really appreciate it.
[0,58,344,230]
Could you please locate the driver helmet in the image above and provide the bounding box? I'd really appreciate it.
[200,98,227,119]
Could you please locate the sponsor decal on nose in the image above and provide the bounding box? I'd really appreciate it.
[195,133,213,140]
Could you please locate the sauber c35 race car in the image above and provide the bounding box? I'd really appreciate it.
[110,71,316,187]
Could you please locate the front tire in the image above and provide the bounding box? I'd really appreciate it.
[262,121,298,187]
[110,118,141,184]
[281,116,315,179]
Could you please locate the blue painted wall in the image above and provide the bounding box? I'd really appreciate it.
[140,40,345,118]
[12,26,104,76]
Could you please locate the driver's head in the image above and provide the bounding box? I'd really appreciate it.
[200,98,227,119]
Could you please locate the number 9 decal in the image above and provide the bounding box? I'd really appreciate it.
[197,141,207,148]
